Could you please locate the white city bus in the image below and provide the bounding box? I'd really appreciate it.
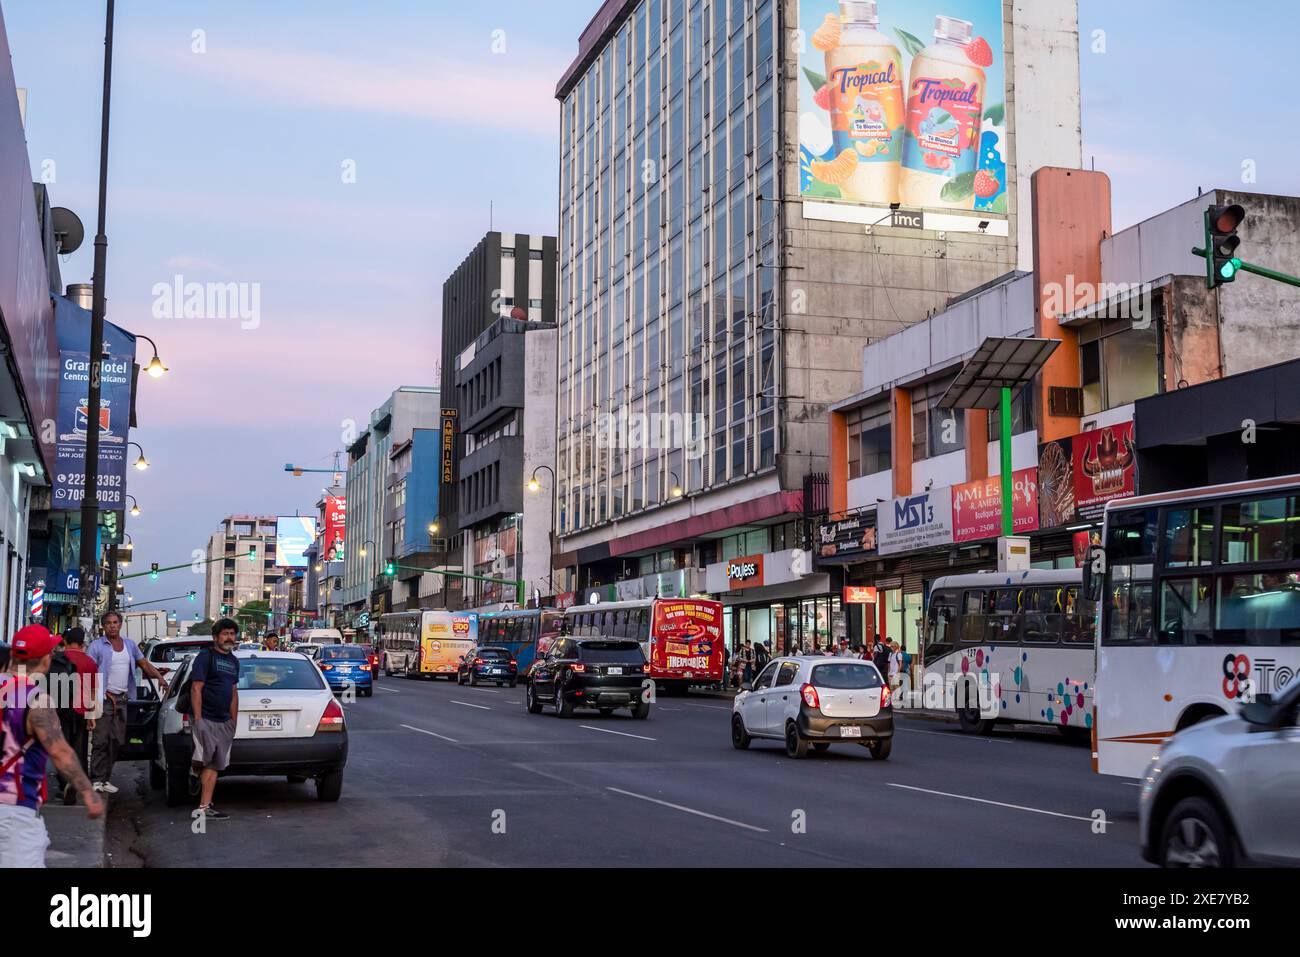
[1089,474,1300,777]
[924,570,1096,734]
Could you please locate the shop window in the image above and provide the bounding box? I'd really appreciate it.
[1081,324,1158,413]
[846,401,892,479]
[988,386,1035,438]
[911,379,964,462]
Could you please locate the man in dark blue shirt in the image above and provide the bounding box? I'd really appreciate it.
[190,618,241,821]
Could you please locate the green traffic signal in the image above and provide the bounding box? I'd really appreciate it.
[385,561,396,575]
[1205,203,1246,289]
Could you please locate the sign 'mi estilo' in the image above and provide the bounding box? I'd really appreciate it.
[53,351,131,510]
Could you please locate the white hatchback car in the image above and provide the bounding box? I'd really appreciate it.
[143,636,213,692]
[151,650,348,806]
[732,656,894,759]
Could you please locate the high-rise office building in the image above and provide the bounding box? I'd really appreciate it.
[203,515,282,621]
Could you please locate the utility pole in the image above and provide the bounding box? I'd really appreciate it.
[76,0,116,622]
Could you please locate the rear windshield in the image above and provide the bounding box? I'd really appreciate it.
[477,648,510,659]
[237,659,326,691]
[577,641,644,663]
[150,642,210,663]
[321,646,366,660]
[811,663,883,689]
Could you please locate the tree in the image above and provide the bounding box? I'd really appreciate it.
[235,599,272,635]
[189,618,215,636]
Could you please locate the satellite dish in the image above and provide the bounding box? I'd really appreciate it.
[51,207,84,254]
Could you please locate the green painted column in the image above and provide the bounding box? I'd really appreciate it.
[1001,386,1014,537]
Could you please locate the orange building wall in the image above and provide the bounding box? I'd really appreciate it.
[1031,168,1113,443]
[891,386,913,498]
[965,409,989,481]
[829,410,848,517]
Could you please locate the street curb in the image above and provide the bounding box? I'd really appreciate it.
[42,802,106,868]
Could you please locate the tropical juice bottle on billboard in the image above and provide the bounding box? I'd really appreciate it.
[899,15,986,210]
[822,0,904,205]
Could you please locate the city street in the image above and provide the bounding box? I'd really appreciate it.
[106,680,1144,868]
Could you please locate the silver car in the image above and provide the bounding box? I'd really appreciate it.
[1140,678,1300,867]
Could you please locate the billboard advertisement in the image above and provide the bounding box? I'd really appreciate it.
[879,487,954,555]
[798,0,1008,217]
[323,495,346,561]
[1073,420,1137,519]
[276,516,316,568]
[52,352,133,510]
[952,467,1039,543]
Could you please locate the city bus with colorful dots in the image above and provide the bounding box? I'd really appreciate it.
[1086,474,1300,777]
[923,570,1096,736]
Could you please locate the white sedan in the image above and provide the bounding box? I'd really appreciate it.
[731,656,895,759]
[143,636,213,692]
[151,650,348,806]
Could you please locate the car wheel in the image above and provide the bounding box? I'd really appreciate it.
[509,680,517,688]
[163,759,189,807]
[384,658,394,678]
[631,697,650,719]
[812,742,830,753]
[1160,797,1235,868]
[525,682,543,714]
[731,714,751,750]
[555,687,573,719]
[149,760,165,790]
[867,738,892,761]
[287,775,307,784]
[470,672,479,687]
[316,769,344,802]
[598,707,614,717]
[785,723,808,759]
[957,705,996,735]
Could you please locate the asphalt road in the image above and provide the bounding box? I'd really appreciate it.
[105,675,1148,867]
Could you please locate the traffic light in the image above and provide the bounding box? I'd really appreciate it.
[384,560,396,576]
[1205,203,1246,288]
[247,547,256,562]
[187,590,196,601]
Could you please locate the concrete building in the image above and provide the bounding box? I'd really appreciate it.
[202,515,282,621]
[385,427,444,612]
[339,386,440,626]
[452,315,558,609]
[551,0,1082,642]
[820,174,1300,654]
[439,232,558,554]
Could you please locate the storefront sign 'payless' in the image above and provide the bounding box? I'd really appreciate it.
[725,555,764,590]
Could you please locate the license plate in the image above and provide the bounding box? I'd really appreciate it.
[608,666,623,675]
[248,713,283,732]
[492,668,504,674]
[839,725,861,738]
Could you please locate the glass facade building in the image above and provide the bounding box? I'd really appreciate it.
[557,0,779,539]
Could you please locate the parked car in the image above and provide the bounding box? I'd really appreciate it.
[357,643,380,681]
[731,657,894,760]
[318,644,373,697]
[1139,678,1300,867]
[118,638,214,762]
[151,650,348,805]
[457,646,518,687]
[295,644,323,661]
[525,637,650,718]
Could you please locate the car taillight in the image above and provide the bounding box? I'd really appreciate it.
[880,684,892,708]
[474,657,484,666]
[642,663,650,673]
[510,660,517,667]
[318,698,345,732]
[570,663,585,673]
[800,683,820,709]
[320,663,334,671]
[359,664,371,672]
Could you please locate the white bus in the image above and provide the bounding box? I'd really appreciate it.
[376,610,478,679]
[924,570,1096,735]
[1088,474,1300,777]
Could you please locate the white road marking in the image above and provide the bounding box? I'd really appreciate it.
[886,783,1095,822]
[452,700,492,710]
[657,707,683,711]
[579,725,656,741]
[896,727,1013,744]
[400,724,458,743]
[678,702,732,711]
[607,787,768,833]
[374,686,400,694]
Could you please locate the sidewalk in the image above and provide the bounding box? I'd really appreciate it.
[42,801,106,868]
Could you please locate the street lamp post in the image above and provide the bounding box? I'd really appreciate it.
[128,441,149,471]
[527,465,558,600]
[135,334,168,378]
[75,0,117,620]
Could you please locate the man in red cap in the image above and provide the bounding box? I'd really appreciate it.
[0,625,103,867]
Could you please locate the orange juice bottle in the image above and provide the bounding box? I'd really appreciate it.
[825,1,905,205]
[899,15,986,210]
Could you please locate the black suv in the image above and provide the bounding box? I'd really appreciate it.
[525,638,650,719]
[457,646,518,687]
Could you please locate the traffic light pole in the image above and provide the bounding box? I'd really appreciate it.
[1192,248,1300,289]
[389,562,525,606]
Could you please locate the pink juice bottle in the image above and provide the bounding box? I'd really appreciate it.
[899,15,986,210]
[824,0,905,205]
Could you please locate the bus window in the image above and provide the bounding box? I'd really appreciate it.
[1105,564,1154,645]
[925,591,958,663]
[960,591,985,642]
[1062,586,1096,644]
[986,589,1024,643]
[1023,588,1057,643]
[1221,496,1300,564]
[1107,507,1158,561]
[1163,506,1214,568]
[1217,571,1300,645]
[1158,576,1213,645]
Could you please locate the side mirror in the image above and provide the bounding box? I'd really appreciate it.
[1081,544,1105,603]
[1240,701,1281,729]
[740,681,752,692]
